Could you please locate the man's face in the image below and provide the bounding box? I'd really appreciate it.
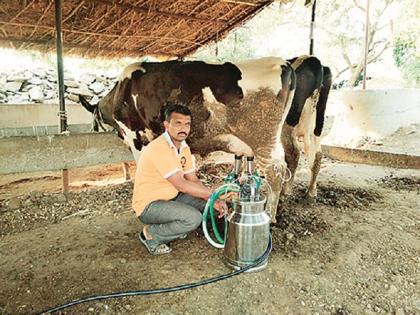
[164,112,191,142]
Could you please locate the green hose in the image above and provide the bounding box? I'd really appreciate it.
[202,184,240,247]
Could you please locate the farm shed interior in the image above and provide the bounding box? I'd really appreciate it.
[0,0,303,59]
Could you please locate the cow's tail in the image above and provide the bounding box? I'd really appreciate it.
[79,95,103,132]
[78,95,97,113]
[314,66,332,137]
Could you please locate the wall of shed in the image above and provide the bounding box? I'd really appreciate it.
[0,133,133,174]
[0,103,92,128]
[340,89,420,137]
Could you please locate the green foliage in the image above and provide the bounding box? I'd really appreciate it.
[192,0,418,88]
[193,4,290,62]
[193,27,256,62]
[393,37,419,86]
[394,37,415,67]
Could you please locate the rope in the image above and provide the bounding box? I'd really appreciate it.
[57,110,67,120]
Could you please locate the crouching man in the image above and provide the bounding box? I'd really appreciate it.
[132,102,226,255]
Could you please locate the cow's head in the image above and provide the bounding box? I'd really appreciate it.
[208,62,243,106]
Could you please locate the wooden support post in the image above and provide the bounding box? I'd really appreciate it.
[122,162,131,181]
[62,169,69,194]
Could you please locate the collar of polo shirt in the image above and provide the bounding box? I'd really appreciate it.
[163,131,188,155]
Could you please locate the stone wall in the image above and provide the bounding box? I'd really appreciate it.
[0,67,117,105]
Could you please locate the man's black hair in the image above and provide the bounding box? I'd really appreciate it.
[164,102,192,121]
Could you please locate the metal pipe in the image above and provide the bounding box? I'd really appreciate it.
[54,0,67,132]
[54,0,69,194]
[362,0,370,90]
[309,0,316,55]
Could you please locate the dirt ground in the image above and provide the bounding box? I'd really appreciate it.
[0,156,419,315]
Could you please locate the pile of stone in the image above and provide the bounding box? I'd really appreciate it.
[0,68,117,104]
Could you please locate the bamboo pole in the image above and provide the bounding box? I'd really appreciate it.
[362,0,370,90]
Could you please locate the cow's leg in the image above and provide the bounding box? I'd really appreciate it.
[307,135,322,200]
[263,161,286,223]
[280,123,300,196]
[115,120,144,163]
[280,65,320,197]
[307,66,331,200]
[92,119,99,132]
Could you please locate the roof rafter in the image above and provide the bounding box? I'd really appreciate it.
[89,0,230,24]
[0,21,204,47]
[0,36,178,57]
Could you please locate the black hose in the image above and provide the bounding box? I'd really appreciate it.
[38,235,272,314]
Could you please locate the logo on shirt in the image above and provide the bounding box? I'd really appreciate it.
[180,156,187,170]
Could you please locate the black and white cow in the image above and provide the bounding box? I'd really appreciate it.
[79,57,296,219]
[280,55,332,204]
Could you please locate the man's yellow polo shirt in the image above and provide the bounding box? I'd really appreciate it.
[132,131,195,216]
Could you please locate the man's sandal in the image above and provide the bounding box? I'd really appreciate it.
[139,232,172,255]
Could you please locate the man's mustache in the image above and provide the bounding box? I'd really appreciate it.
[178,132,187,136]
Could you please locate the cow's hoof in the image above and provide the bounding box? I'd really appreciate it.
[281,186,292,197]
[279,194,288,204]
[270,220,282,229]
[304,193,316,204]
[270,212,286,229]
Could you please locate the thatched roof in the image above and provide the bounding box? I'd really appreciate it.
[0,0,299,59]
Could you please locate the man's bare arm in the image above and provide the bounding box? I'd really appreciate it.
[167,171,212,200]
[184,172,207,187]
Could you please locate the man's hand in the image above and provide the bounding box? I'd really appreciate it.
[218,191,238,201]
[213,199,227,218]
[213,192,238,218]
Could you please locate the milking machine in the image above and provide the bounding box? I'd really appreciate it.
[202,155,273,272]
